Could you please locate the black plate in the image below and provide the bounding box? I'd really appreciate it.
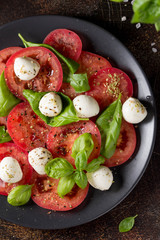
[0,15,156,230]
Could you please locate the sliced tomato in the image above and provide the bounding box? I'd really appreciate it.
[31,171,89,211]
[43,29,82,61]
[77,51,112,78]
[7,102,51,151]
[47,120,101,166]
[0,143,33,196]
[104,120,136,167]
[5,47,63,100]
[0,47,22,75]
[86,68,133,110]
[60,51,112,100]
[0,117,7,127]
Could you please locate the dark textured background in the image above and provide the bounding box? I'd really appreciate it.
[0,0,160,239]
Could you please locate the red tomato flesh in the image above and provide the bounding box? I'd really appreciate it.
[31,171,89,211]
[5,47,63,100]
[0,47,22,75]
[60,51,112,100]
[7,102,51,151]
[104,120,136,167]
[47,120,101,166]
[0,143,33,196]
[43,29,82,61]
[86,67,133,110]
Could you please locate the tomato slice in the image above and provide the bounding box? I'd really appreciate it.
[86,68,133,110]
[5,47,63,100]
[0,47,22,75]
[0,143,33,196]
[31,171,89,211]
[7,102,51,151]
[47,120,101,166]
[0,117,7,127]
[43,29,82,61]
[60,51,112,100]
[104,120,136,167]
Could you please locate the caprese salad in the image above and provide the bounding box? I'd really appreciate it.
[0,29,147,211]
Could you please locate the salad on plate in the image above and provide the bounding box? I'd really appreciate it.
[0,28,147,211]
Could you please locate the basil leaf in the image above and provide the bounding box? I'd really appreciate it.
[18,34,79,74]
[75,151,88,170]
[131,0,160,24]
[110,0,123,2]
[7,185,33,206]
[63,71,90,93]
[155,20,160,31]
[74,170,88,189]
[45,158,74,179]
[96,95,122,159]
[119,215,138,233]
[0,126,12,143]
[86,156,105,173]
[72,133,94,160]
[0,72,21,117]
[57,174,75,198]
[23,90,88,127]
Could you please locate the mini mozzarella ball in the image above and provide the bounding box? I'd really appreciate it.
[28,147,52,175]
[0,157,23,183]
[14,56,40,81]
[122,97,147,124]
[73,95,100,118]
[86,166,113,191]
[39,92,62,117]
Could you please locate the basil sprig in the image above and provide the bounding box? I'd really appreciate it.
[110,0,160,31]
[23,89,88,127]
[119,215,138,233]
[7,185,33,206]
[0,72,21,117]
[18,34,79,74]
[45,133,105,198]
[96,95,122,159]
[0,126,12,143]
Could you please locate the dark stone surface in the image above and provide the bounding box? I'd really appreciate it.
[0,0,160,239]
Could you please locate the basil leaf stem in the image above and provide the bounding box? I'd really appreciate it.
[119,215,138,233]
[18,34,79,74]
[0,126,12,143]
[7,185,33,206]
[96,95,122,159]
[0,72,21,117]
[23,89,88,127]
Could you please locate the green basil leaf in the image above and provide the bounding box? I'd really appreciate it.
[57,174,75,198]
[86,156,105,173]
[71,133,94,160]
[131,0,160,24]
[0,126,12,143]
[155,20,160,31]
[75,151,88,170]
[110,0,123,2]
[63,71,90,93]
[119,215,138,233]
[45,158,74,179]
[96,95,122,159]
[23,89,88,127]
[7,185,33,206]
[74,170,88,189]
[0,72,21,117]
[18,34,79,74]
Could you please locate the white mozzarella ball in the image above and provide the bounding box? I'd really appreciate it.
[0,157,23,183]
[86,166,113,191]
[122,97,147,124]
[14,57,40,81]
[73,95,100,118]
[28,147,52,175]
[39,92,62,117]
